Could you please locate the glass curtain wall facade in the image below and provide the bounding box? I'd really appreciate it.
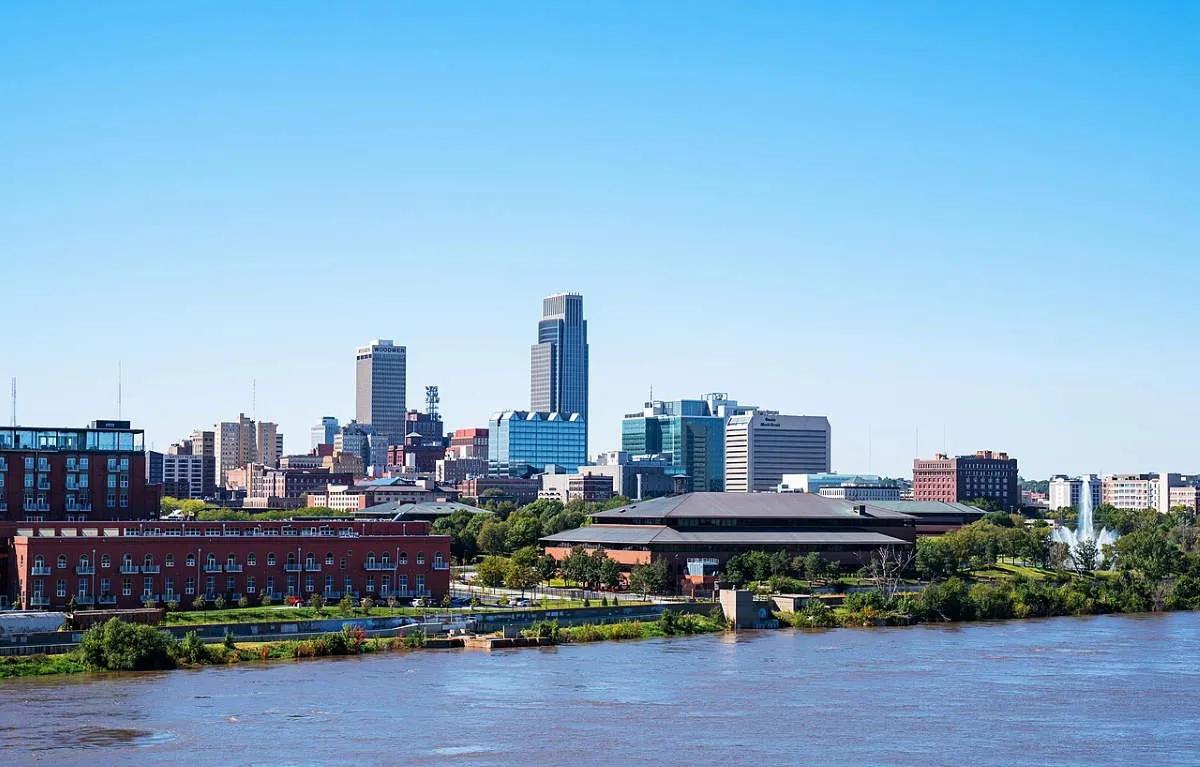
[620,400,725,492]
[488,411,586,477]
[355,340,407,439]
[530,294,588,427]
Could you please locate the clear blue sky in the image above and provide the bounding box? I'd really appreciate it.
[2,2,1197,479]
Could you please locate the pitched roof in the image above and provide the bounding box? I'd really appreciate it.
[861,501,985,516]
[588,492,915,521]
[542,524,908,547]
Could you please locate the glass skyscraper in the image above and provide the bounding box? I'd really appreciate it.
[530,294,588,425]
[620,395,755,493]
[489,411,587,477]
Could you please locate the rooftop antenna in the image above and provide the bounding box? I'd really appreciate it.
[118,362,123,420]
[425,385,440,420]
[868,424,873,474]
[252,379,257,421]
[9,378,15,427]
[943,423,947,455]
[915,426,920,458]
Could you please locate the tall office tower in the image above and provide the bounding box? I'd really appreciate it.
[724,412,832,493]
[213,414,281,487]
[356,339,407,439]
[530,294,588,422]
[310,417,339,449]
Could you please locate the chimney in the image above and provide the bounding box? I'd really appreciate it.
[854,504,868,516]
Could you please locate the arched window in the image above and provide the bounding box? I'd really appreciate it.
[398,552,408,565]
[185,554,196,567]
[286,552,297,565]
[56,555,67,569]
[416,552,425,566]
[164,554,174,567]
[324,552,334,566]
[34,555,45,568]
[366,551,377,566]
[143,554,154,567]
[380,552,391,566]
[247,553,257,566]
[79,555,90,568]
[267,553,277,566]
[206,553,216,567]
[304,553,316,568]
[226,553,237,567]
[100,554,111,568]
[122,554,133,567]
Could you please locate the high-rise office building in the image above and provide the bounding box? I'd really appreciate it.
[530,294,588,424]
[356,339,407,439]
[311,417,339,449]
[912,450,1018,510]
[488,411,587,477]
[214,414,282,487]
[725,412,832,493]
[620,395,756,493]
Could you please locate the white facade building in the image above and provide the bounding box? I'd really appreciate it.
[725,412,831,493]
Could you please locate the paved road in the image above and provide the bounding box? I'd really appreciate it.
[449,581,663,605]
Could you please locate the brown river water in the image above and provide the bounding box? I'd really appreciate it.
[2,612,1199,766]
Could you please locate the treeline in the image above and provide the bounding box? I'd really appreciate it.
[471,544,672,596]
[433,497,630,562]
[160,497,349,521]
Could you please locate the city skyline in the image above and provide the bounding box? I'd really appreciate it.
[4,4,1198,479]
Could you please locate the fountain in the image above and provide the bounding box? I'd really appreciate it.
[1051,475,1117,565]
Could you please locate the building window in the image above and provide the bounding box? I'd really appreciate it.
[267,553,277,566]
[246,576,256,594]
[55,555,67,570]
[247,553,256,566]
[100,578,111,596]
[324,575,333,595]
[122,578,132,596]
[100,554,111,569]
[226,576,235,592]
[416,575,425,594]
[324,552,334,565]
[398,575,408,594]
[266,577,275,594]
[33,555,45,570]
[206,576,216,595]
[143,577,153,597]
[56,579,67,598]
[344,576,353,595]
[366,576,375,592]
[416,553,425,566]
[165,577,174,597]
[186,554,196,568]
[165,554,174,567]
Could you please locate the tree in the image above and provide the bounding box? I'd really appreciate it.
[213,595,226,611]
[504,563,541,596]
[598,557,622,590]
[79,618,175,671]
[916,537,957,580]
[309,593,326,613]
[192,595,207,611]
[859,545,916,597]
[1069,539,1100,576]
[475,556,508,588]
[964,497,1003,512]
[803,552,826,583]
[1049,541,1071,571]
[560,546,591,586]
[983,511,1015,528]
[534,554,559,582]
[338,594,354,615]
[476,519,509,556]
[504,516,543,551]
[628,559,670,598]
[260,592,274,607]
[1114,530,1183,580]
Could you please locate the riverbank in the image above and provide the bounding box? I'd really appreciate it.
[0,609,724,680]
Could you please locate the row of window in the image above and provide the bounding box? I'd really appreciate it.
[7,456,130,471]
[29,573,431,599]
[31,551,442,570]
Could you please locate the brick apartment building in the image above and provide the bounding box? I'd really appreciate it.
[912,450,1019,511]
[0,420,162,522]
[6,519,451,610]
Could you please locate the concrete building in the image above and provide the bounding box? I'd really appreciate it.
[580,451,676,500]
[725,412,832,493]
[310,417,339,449]
[0,420,162,522]
[530,293,588,435]
[488,411,586,477]
[538,469,615,504]
[1048,475,1102,512]
[819,483,902,501]
[161,453,209,500]
[621,395,756,493]
[245,467,354,509]
[912,450,1020,511]
[387,432,448,475]
[355,339,407,439]
[435,457,488,486]
[8,518,450,610]
[778,473,892,495]
[214,414,282,488]
[1100,473,1200,513]
[456,477,540,505]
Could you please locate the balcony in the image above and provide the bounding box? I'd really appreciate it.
[363,562,393,571]
[75,596,95,605]
[304,564,322,572]
[76,566,95,575]
[98,595,117,605]
[283,564,302,573]
[432,562,450,571]
[141,565,161,574]
[30,566,51,576]
[78,504,92,512]
[163,593,179,603]
[120,565,140,575]
[24,503,50,512]
[224,564,243,573]
[30,596,50,607]
[204,564,223,573]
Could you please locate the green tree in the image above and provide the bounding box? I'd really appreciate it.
[504,516,543,551]
[309,593,326,613]
[916,537,957,580]
[1070,539,1100,576]
[476,556,508,588]
[534,553,559,582]
[628,559,670,597]
[476,519,510,556]
[79,618,176,671]
[598,557,622,590]
[504,563,541,596]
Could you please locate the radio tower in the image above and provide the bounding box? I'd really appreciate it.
[425,385,440,420]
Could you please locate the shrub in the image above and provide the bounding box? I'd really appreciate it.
[223,632,236,650]
[309,593,326,613]
[213,596,227,611]
[402,630,426,649]
[386,596,400,608]
[658,609,680,636]
[79,618,177,671]
[343,626,367,652]
[176,631,209,665]
[192,596,207,611]
[166,600,180,612]
[237,597,250,609]
[338,595,354,615]
[260,592,274,607]
[360,596,375,611]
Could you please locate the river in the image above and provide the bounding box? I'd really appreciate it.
[3,612,1199,766]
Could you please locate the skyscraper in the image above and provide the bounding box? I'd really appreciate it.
[356,339,406,439]
[530,293,588,423]
[310,416,339,449]
[724,412,832,493]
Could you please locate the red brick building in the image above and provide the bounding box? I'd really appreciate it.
[449,428,489,459]
[5,519,450,610]
[913,450,1020,511]
[0,420,162,522]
